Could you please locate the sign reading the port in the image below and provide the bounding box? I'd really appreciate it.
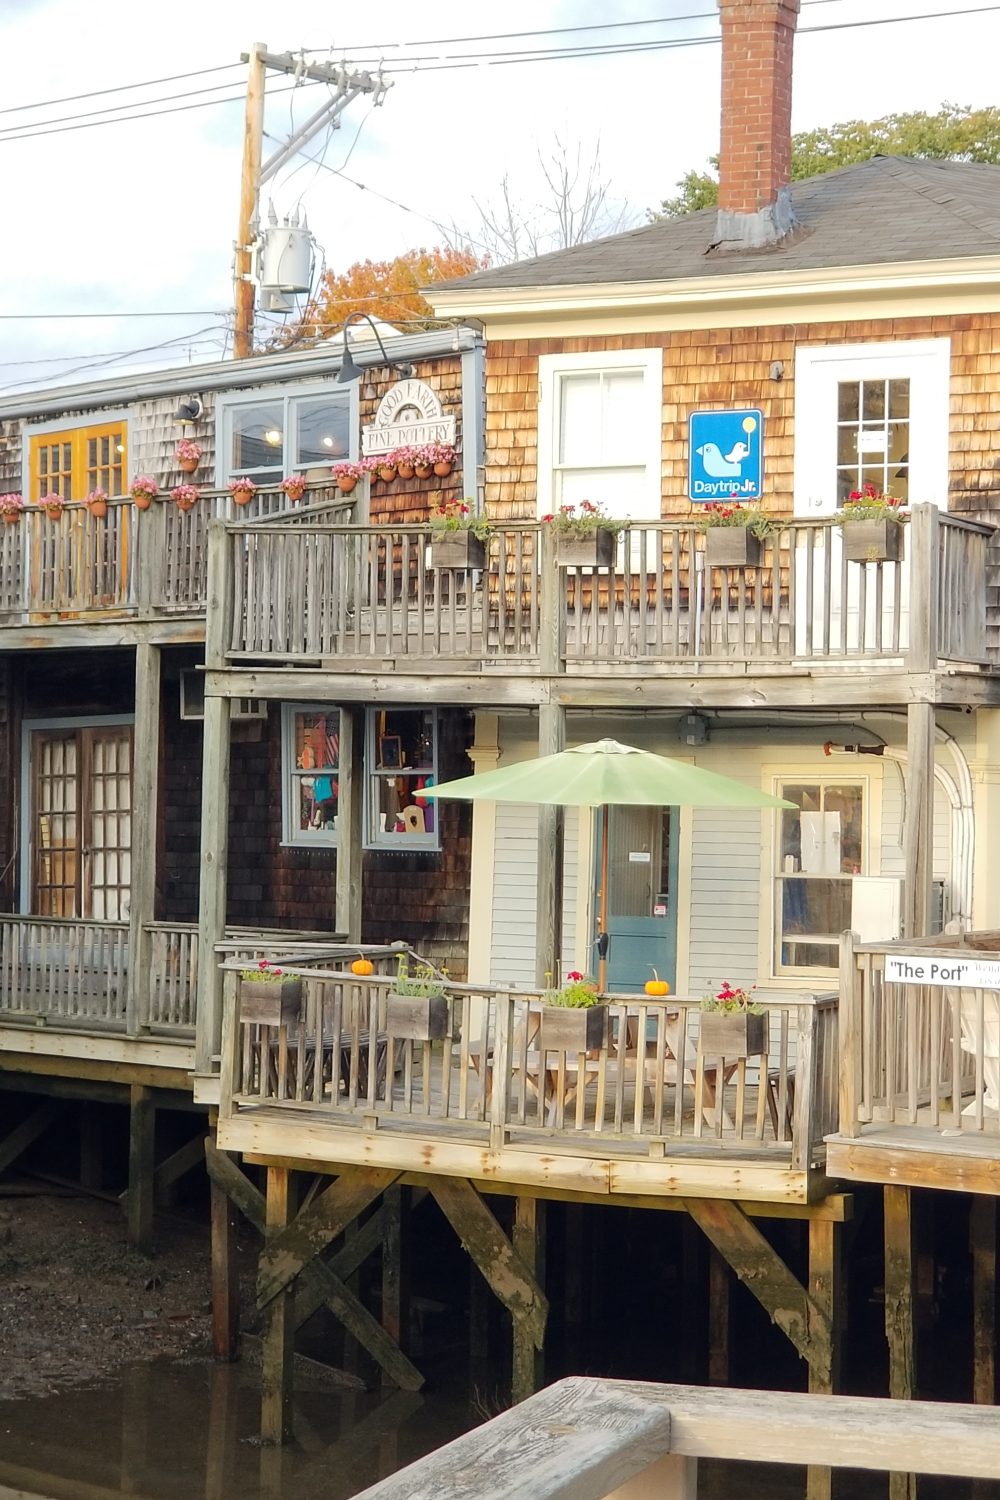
[688,409,763,502]
[885,955,1000,989]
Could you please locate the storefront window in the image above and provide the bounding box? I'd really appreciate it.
[282,706,341,845]
[775,781,864,973]
[366,708,439,850]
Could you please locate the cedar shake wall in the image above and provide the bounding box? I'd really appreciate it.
[361,354,466,524]
[484,314,1000,523]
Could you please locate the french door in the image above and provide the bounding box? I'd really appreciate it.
[30,725,133,919]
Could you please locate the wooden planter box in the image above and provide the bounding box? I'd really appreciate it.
[554,530,616,569]
[387,991,450,1042]
[705,528,762,568]
[239,976,302,1026]
[841,519,904,564]
[431,531,486,570]
[540,1003,608,1054]
[699,1009,768,1059]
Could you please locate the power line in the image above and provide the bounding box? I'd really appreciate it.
[0,325,231,394]
[0,310,226,320]
[0,62,243,119]
[0,75,270,142]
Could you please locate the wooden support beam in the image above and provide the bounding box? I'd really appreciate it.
[126,1084,155,1254]
[806,1219,843,1500]
[127,642,160,1037]
[154,1131,209,1203]
[336,703,364,942]
[685,1199,832,1378]
[257,1166,401,1310]
[381,1185,408,1381]
[707,1248,730,1387]
[0,1098,62,1175]
[211,1149,241,1362]
[970,1196,998,1407]
[430,1177,548,1354]
[205,1145,421,1390]
[884,1184,917,1500]
[261,1166,295,1444]
[903,700,936,938]
[512,1196,546,1403]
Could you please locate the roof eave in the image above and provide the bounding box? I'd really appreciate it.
[429,254,1000,323]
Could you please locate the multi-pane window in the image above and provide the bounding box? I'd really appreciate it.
[30,725,132,919]
[29,421,127,502]
[836,378,910,502]
[281,705,439,850]
[539,349,663,523]
[367,708,439,850]
[225,389,353,484]
[775,780,865,974]
[282,707,341,844]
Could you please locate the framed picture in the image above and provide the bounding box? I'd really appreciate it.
[378,735,402,770]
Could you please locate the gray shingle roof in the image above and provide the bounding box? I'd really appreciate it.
[438,157,1000,293]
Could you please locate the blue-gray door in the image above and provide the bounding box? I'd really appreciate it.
[599,807,679,994]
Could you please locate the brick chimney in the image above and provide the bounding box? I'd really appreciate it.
[715,0,800,249]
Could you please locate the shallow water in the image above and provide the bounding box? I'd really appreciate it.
[0,1359,997,1500]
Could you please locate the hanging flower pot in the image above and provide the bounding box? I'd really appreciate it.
[841,519,904,564]
[279,476,307,503]
[378,464,398,484]
[414,462,433,480]
[554,529,616,569]
[229,479,257,508]
[42,496,65,522]
[175,440,202,474]
[86,489,109,520]
[705,527,762,569]
[336,475,358,494]
[433,461,453,478]
[332,462,364,495]
[397,462,415,480]
[130,476,158,511]
[2,510,19,525]
[0,493,24,525]
[170,484,200,513]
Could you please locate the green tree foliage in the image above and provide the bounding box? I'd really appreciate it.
[652,104,1000,219]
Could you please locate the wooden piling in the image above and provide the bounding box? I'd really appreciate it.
[126,1084,155,1254]
[261,1166,295,1445]
[884,1184,917,1500]
[806,1219,842,1500]
[971,1195,998,1406]
[211,1149,241,1361]
[707,1247,730,1386]
[381,1184,409,1384]
[512,1196,546,1402]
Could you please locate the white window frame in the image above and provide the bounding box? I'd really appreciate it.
[769,771,873,980]
[280,703,442,852]
[537,347,663,521]
[793,338,951,518]
[215,381,360,486]
[365,707,440,852]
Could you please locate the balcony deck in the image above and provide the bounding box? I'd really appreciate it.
[207,506,999,709]
[827,929,1000,1196]
[216,964,839,1205]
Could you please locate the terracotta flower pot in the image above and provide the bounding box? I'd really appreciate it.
[2,511,20,525]
[178,457,199,474]
[87,500,108,520]
[397,462,415,480]
[414,463,433,479]
[336,476,358,495]
[433,461,453,478]
[175,497,195,513]
[378,465,398,483]
[231,488,255,507]
[132,493,153,511]
[44,505,64,522]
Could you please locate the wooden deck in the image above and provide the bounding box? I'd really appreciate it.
[216,966,839,1204]
[216,506,997,687]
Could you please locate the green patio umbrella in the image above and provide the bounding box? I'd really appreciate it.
[425,739,793,989]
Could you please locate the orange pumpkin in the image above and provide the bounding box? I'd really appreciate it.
[351,957,375,976]
[644,969,670,996]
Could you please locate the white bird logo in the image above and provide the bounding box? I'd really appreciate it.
[723,440,751,464]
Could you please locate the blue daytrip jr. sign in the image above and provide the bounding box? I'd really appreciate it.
[688,409,763,502]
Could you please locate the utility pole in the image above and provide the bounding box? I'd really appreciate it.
[232,47,392,360]
[234,42,267,360]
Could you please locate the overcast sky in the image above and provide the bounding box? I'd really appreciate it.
[1,0,998,397]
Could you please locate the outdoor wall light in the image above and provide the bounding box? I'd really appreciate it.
[174,396,204,423]
[336,311,414,385]
[678,713,709,746]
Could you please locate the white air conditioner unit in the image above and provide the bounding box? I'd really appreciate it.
[180,671,267,723]
[849,876,948,942]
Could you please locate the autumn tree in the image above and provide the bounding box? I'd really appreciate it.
[278,245,486,346]
[652,103,1000,219]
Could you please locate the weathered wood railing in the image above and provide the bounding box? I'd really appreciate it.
[840,929,1000,1139]
[221,507,995,672]
[0,483,352,624]
[349,1376,1000,1499]
[220,966,837,1171]
[0,917,415,1046]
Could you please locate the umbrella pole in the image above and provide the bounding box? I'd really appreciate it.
[598,803,609,992]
